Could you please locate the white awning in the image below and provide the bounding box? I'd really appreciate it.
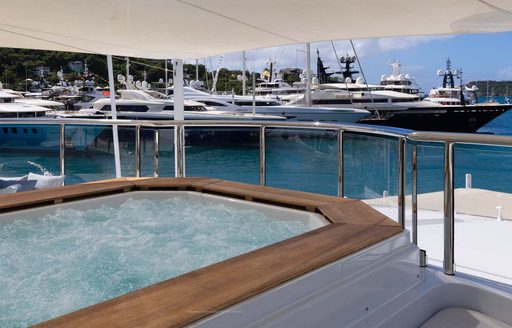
[0,0,511,59]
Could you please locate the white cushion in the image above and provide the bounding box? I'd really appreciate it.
[0,184,20,195]
[27,172,65,189]
[0,175,27,181]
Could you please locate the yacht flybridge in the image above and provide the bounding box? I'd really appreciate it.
[1,0,512,327]
[379,61,424,97]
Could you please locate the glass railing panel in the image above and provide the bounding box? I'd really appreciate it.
[63,125,136,184]
[408,142,445,256]
[157,128,175,177]
[266,128,337,195]
[451,143,512,283]
[184,127,259,184]
[0,124,60,178]
[344,133,399,204]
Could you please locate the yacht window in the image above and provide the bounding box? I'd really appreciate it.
[185,105,207,112]
[81,95,95,102]
[11,128,17,134]
[32,128,37,134]
[201,101,226,106]
[163,106,174,111]
[2,128,7,133]
[23,128,28,134]
[101,105,149,112]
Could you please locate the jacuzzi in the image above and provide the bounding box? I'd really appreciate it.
[0,190,328,326]
[0,177,403,327]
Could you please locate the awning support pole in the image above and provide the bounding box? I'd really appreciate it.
[107,54,122,178]
[173,59,185,177]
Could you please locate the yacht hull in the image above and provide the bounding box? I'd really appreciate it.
[359,104,511,132]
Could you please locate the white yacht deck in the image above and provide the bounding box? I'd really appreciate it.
[366,188,512,285]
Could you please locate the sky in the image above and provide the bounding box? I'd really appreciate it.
[187,31,512,93]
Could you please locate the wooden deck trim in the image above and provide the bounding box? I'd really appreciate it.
[0,177,402,328]
[0,179,134,213]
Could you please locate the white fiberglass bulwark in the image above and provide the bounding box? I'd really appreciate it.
[0,0,511,59]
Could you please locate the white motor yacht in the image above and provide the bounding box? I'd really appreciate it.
[0,83,65,110]
[91,89,285,121]
[172,86,370,123]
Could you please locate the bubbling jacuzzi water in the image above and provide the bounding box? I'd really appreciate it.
[0,191,326,327]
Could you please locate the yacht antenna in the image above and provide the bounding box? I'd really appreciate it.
[330,41,355,109]
[241,51,247,96]
[350,40,379,113]
[204,58,210,92]
[165,59,168,96]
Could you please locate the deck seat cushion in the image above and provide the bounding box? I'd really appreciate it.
[27,173,65,189]
[0,175,27,189]
[0,184,20,195]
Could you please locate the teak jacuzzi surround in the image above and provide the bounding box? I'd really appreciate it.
[0,177,402,328]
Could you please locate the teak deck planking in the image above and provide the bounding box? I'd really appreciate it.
[0,177,402,328]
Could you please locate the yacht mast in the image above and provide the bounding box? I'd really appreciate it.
[350,40,378,112]
[195,59,199,81]
[126,57,130,77]
[242,51,247,96]
[165,59,168,96]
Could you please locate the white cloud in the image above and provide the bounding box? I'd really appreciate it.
[498,67,512,80]
[377,35,453,52]
[188,35,452,75]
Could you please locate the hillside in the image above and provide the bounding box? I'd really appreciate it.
[468,80,512,97]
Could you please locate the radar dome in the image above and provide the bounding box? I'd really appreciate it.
[345,77,352,83]
[311,77,319,85]
[355,77,365,84]
[380,74,387,81]
[405,74,411,79]
[437,69,444,76]
[117,74,126,82]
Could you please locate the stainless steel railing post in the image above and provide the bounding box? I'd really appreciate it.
[444,142,455,275]
[153,129,159,177]
[338,129,344,198]
[59,124,65,176]
[175,125,185,178]
[398,137,406,227]
[259,126,266,186]
[135,125,141,178]
[412,143,418,245]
